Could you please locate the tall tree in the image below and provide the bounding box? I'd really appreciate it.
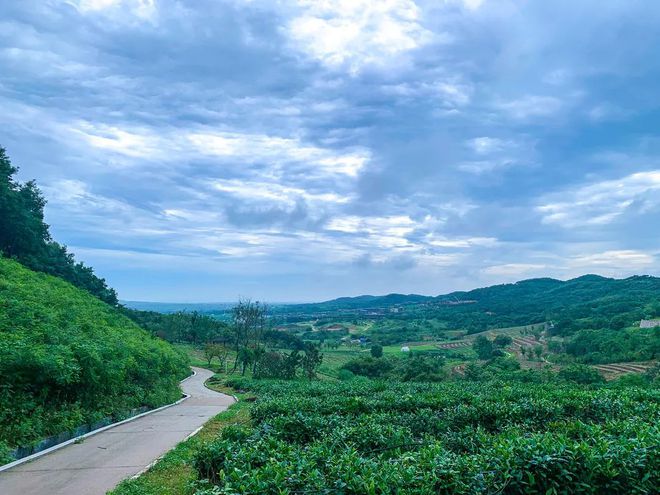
[230,299,268,372]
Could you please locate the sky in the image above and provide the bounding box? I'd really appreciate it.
[1,0,659,302]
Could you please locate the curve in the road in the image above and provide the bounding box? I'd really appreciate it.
[0,367,234,495]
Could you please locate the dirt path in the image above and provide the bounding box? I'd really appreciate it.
[0,367,233,495]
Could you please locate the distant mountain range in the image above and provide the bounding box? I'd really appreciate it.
[287,274,646,311]
[124,275,660,333]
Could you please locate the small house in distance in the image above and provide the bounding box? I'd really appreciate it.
[640,319,660,328]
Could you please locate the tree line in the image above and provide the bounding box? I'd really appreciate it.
[200,300,323,380]
[0,147,118,305]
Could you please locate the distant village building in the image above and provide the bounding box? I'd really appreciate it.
[640,319,660,328]
[401,346,410,353]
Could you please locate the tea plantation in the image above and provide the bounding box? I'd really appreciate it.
[193,378,659,495]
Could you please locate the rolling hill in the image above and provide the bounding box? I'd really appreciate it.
[280,275,660,335]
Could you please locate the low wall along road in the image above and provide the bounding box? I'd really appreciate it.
[0,367,234,495]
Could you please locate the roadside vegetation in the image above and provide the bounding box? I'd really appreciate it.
[0,258,189,462]
[0,147,193,464]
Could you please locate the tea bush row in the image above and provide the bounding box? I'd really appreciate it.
[194,379,659,494]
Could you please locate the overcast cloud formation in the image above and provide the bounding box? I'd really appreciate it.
[1,0,659,302]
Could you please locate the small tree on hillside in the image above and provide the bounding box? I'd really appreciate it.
[302,343,323,380]
[473,335,493,360]
[203,343,217,366]
[534,344,544,359]
[371,344,384,358]
[230,299,268,372]
[493,334,513,348]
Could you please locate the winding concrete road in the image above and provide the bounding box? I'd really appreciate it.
[0,367,234,495]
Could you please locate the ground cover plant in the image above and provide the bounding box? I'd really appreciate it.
[0,258,189,460]
[193,377,659,495]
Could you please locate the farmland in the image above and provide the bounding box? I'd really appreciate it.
[192,378,660,494]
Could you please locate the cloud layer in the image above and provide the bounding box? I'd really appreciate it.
[1,0,659,301]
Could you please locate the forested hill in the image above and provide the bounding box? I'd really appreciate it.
[0,147,117,305]
[295,275,658,310]
[0,257,188,461]
[284,275,660,334]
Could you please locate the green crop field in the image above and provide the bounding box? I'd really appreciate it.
[191,377,659,494]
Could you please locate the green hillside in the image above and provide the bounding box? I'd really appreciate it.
[280,275,660,336]
[0,258,189,458]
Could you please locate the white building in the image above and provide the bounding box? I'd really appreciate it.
[640,319,660,328]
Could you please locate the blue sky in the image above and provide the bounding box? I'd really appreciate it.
[1,0,659,302]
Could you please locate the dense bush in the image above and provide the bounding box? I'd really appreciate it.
[122,308,232,344]
[558,364,606,385]
[195,379,659,494]
[341,354,447,382]
[565,328,659,364]
[0,258,189,451]
[341,356,395,378]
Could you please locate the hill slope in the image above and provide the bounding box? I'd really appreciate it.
[0,258,188,458]
[282,275,660,334]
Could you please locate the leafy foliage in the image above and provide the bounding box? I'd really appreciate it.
[122,308,232,344]
[565,328,659,364]
[341,353,445,382]
[0,258,189,450]
[370,343,384,358]
[194,378,660,494]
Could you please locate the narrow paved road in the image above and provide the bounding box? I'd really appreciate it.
[0,367,234,495]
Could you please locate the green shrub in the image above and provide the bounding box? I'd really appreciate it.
[341,356,395,378]
[559,364,605,385]
[192,379,660,494]
[370,344,384,358]
[0,258,188,450]
[337,369,355,381]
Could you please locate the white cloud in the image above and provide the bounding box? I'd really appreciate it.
[286,0,432,72]
[569,250,656,270]
[426,235,497,248]
[498,95,563,120]
[188,131,369,177]
[538,170,660,227]
[42,179,134,216]
[326,215,416,236]
[211,178,350,205]
[70,121,370,177]
[468,137,508,155]
[68,0,157,23]
[73,122,164,159]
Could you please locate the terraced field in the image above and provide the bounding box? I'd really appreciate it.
[437,341,470,349]
[592,361,656,379]
[511,336,543,348]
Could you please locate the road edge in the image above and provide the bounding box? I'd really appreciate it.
[0,369,197,474]
[128,372,238,480]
